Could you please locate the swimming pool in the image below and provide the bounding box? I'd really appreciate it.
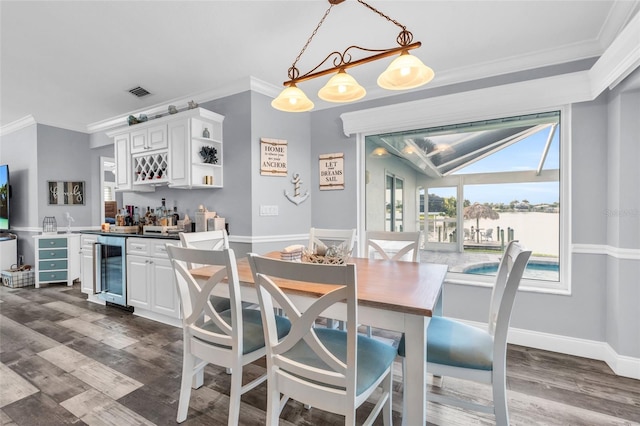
[464,261,559,281]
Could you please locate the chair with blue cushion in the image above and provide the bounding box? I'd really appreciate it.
[167,245,291,425]
[397,240,531,425]
[248,253,395,426]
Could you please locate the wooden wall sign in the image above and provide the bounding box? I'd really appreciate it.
[319,153,344,190]
[47,181,85,205]
[260,138,287,176]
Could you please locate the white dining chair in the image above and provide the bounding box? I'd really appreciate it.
[362,230,421,337]
[179,229,229,251]
[167,245,291,425]
[365,230,421,262]
[308,227,356,330]
[308,227,356,255]
[179,230,231,312]
[248,253,396,426]
[397,240,532,426]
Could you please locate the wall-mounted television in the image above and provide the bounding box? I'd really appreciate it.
[0,164,10,230]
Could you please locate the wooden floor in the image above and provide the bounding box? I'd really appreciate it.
[1,283,639,425]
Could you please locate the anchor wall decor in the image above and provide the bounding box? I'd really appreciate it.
[284,173,310,205]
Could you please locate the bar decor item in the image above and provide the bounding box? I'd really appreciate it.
[42,216,57,234]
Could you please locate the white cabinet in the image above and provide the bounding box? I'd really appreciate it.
[33,234,80,288]
[127,254,151,309]
[114,133,132,191]
[169,111,224,188]
[131,124,167,154]
[126,237,181,325]
[108,108,224,192]
[80,234,98,294]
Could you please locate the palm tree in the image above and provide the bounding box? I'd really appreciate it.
[463,203,500,243]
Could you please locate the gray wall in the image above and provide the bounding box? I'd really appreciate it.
[121,93,254,246]
[0,123,111,265]
[604,69,640,358]
[1,56,636,359]
[306,67,639,358]
[37,125,94,227]
[120,91,311,257]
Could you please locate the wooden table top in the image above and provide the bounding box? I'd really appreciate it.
[191,252,448,317]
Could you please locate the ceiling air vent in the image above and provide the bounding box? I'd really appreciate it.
[128,86,151,98]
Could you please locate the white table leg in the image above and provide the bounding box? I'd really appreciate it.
[402,313,430,426]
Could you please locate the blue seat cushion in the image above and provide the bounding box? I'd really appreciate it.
[283,328,396,396]
[209,296,231,312]
[397,316,493,371]
[201,308,291,354]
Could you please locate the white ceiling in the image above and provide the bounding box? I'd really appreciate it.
[1,1,638,133]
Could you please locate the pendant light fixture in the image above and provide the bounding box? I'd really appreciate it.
[271,0,435,112]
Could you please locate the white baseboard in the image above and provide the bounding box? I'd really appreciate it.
[457,318,640,380]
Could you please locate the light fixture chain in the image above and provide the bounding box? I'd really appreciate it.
[357,0,406,31]
[289,3,336,79]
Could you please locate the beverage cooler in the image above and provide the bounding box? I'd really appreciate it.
[94,235,127,306]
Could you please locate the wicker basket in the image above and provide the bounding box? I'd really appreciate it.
[302,247,351,265]
[2,269,35,288]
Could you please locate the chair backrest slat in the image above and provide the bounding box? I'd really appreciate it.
[487,240,532,338]
[167,245,243,351]
[365,230,421,262]
[248,254,357,393]
[308,227,356,255]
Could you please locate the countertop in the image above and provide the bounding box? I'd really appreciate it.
[77,230,180,240]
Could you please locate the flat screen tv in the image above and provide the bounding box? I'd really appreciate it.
[0,164,10,230]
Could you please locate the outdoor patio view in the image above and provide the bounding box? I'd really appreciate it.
[424,183,560,282]
[367,110,562,285]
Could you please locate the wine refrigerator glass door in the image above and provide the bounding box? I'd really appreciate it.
[94,236,127,306]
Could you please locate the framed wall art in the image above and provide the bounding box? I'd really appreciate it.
[319,153,344,190]
[48,181,85,205]
[260,138,288,176]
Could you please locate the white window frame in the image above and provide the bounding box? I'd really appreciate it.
[353,101,571,295]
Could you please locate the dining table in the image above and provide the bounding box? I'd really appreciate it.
[191,251,448,426]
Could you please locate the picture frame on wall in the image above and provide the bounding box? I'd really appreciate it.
[47,181,85,205]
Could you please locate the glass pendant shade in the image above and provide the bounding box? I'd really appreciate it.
[370,147,390,158]
[271,84,314,112]
[318,69,366,102]
[377,51,435,90]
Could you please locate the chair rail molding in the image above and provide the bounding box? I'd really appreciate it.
[573,243,640,260]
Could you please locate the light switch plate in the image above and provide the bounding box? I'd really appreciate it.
[260,205,279,216]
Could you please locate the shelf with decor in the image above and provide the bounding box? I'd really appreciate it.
[191,131,223,188]
[168,111,224,189]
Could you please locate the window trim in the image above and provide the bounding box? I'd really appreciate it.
[356,104,572,294]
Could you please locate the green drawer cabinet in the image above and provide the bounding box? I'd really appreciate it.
[33,234,80,288]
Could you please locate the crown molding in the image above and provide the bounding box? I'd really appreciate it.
[589,8,640,94]
[0,115,37,137]
[341,71,591,137]
[86,76,280,135]
[340,10,640,137]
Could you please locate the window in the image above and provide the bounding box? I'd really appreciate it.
[385,173,404,232]
[364,109,568,292]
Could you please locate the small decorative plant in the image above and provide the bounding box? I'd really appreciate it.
[199,146,218,164]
